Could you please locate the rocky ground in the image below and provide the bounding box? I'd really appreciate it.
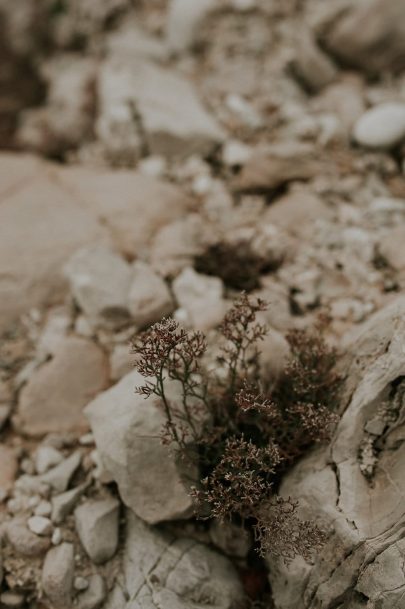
[1,0,405,608]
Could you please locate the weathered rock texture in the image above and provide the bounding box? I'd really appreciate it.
[121,510,244,609]
[85,371,194,524]
[268,296,405,609]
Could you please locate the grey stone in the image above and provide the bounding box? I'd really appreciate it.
[166,0,215,53]
[128,261,173,328]
[353,102,405,150]
[0,592,25,608]
[27,516,52,536]
[122,510,244,609]
[42,542,75,609]
[40,451,82,493]
[74,497,119,564]
[85,371,194,524]
[6,518,51,557]
[52,484,87,524]
[172,267,225,331]
[77,574,106,609]
[65,245,132,327]
[35,446,64,475]
[96,57,225,160]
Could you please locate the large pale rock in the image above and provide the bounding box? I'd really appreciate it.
[236,142,322,192]
[84,371,194,524]
[42,543,75,609]
[353,102,405,150]
[172,268,226,331]
[268,296,405,609]
[166,0,216,53]
[96,57,225,160]
[55,164,191,257]
[322,0,405,75]
[122,510,244,609]
[0,155,110,331]
[65,245,132,327]
[17,337,108,437]
[128,261,173,328]
[74,497,119,564]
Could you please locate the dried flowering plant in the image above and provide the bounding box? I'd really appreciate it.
[131,293,339,563]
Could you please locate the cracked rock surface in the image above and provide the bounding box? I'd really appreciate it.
[268,296,405,609]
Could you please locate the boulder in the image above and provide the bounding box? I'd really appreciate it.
[84,370,194,524]
[64,245,132,327]
[322,0,405,75]
[17,337,108,437]
[122,510,244,609]
[172,268,226,331]
[128,261,173,328]
[268,296,405,609]
[96,57,225,160]
[74,497,119,564]
[166,0,216,54]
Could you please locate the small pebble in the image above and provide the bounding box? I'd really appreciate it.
[35,446,64,474]
[28,516,52,536]
[74,576,89,591]
[0,591,25,608]
[52,528,62,545]
[79,433,94,446]
[34,500,52,517]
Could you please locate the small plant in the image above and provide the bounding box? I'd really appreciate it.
[132,294,339,563]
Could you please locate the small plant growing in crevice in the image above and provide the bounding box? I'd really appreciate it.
[132,294,340,563]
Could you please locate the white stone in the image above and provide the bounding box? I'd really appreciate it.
[222,139,253,166]
[28,516,52,536]
[35,446,64,475]
[34,500,52,517]
[353,102,405,150]
[42,543,74,608]
[128,261,173,328]
[138,155,167,178]
[172,267,225,331]
[65,245,132,327]
[123,510,244,609]
[166,0,216,53]
[52,528,62,545]
[85,371,194,524]
[74,576,89,591]
[97,57,225,160]
[74,497,120,564]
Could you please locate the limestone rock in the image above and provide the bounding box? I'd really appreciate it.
[122,510,244,609]
[56,164,191,258]
[0,155,109,331]
[236,142,322,192]
[268,296,405,609]
[96,57,225,160]
[172,268,225,331]
[17,56,97,156]
[65,245,132,327]
[353,102,405,150]
[6,518,51,557]
[128,261,173,328]
[74,497,119,564]
[166,0,216,54]
[322,0,405,75]
[378,226,405,271]
[77,574,106,609]
[290,27,337,93]
[42,543,75,609]
[85,371,194,524]
[17,337,108,437]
